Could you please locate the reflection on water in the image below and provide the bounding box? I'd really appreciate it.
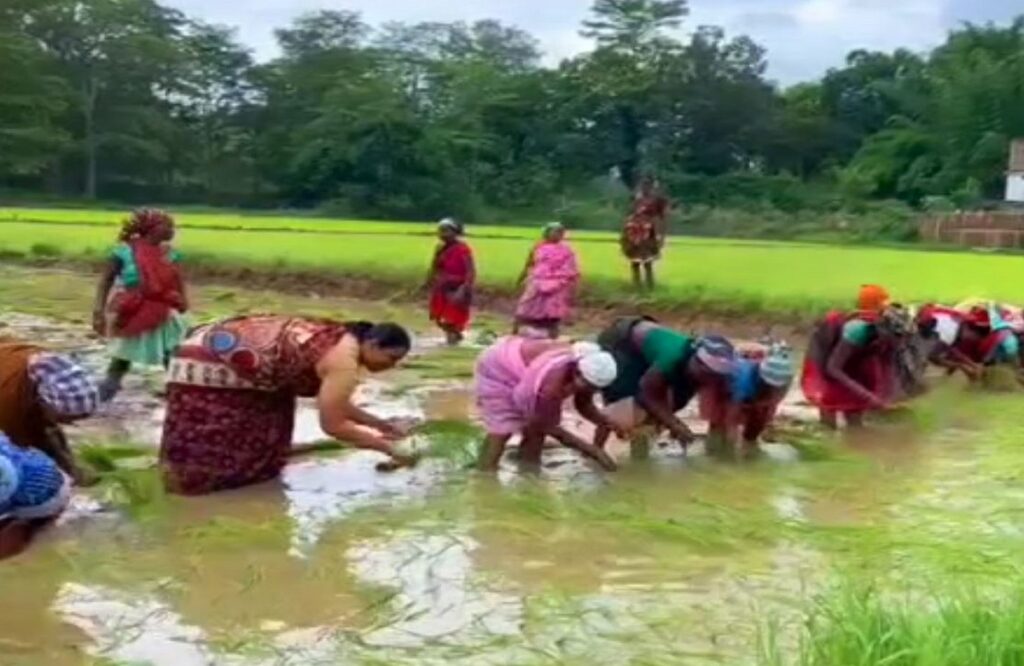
[6,311,1024,664]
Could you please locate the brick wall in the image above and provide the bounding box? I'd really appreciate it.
[919,212,1024,248]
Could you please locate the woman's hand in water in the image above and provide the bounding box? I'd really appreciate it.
[669,424,695,447]
[91,309,106,337]
[376,452,420,472]
[380,417,417,439]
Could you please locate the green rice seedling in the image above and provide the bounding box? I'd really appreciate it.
[28,242,61,258]
[761,581,1024,666]
[101,468,167,521]
[12,206,1024,316]
[79,444,154,473]
[412,419,482,465]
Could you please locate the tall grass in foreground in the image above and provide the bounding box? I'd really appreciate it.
[760,583,1024,666]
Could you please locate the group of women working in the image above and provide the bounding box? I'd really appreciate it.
[2,208,1021,560]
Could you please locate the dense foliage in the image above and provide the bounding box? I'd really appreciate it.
[1,0,1022,224]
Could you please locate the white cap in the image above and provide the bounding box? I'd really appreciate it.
[572,342,617,388]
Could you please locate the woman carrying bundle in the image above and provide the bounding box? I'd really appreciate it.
[801,285,911,428]
[475,337,619,472]
[514,222,580,339]
[703,342,795,457]
[93,208,188,400]
[426,218,475,346]
[593,318,735,451]
[161,315,416,495]
[621,176,670,290]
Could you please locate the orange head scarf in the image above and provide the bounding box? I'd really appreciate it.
[858,284,891,314]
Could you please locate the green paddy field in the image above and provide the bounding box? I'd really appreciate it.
[2,206,1022,316]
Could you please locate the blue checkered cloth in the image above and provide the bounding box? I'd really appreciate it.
[27,353,99,419]
[0,433,65,515]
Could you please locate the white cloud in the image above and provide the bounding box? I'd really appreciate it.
[165,0,1020,83]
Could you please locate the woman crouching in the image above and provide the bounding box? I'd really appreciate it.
[0,432,72,560]
[475,338,618,472]
[160,315,416,495]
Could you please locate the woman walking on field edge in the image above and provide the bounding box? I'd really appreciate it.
[160,315,417,495]
[426,218,475,346]
[93,209,188,401]
[621,176,670,290]
[514,222,580,339]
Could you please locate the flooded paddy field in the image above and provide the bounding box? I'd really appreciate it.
[3,266,1024,666]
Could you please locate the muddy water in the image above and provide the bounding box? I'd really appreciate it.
[2,306,1022,665]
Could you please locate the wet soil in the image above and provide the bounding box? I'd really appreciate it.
[1,265,1015,666]
[10,255,812,344]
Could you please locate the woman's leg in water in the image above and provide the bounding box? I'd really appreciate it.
[100,358,132,401]
[819,409,838,429]
[844,411,865,428]
[477,434,511,471]
[643,261,655,290]
[630,262,642,288]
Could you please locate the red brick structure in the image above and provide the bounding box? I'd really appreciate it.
[919,211,1024,248]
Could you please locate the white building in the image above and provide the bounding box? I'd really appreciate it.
[1007,139,1024,202]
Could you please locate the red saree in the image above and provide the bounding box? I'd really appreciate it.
[110,241,187,337]
[429,241,474,333]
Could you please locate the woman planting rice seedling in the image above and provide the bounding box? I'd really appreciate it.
[160,316,417,495]
[592,318,735,451]
[93,209,188,401]
[915,305,985,380]
[0,342,99,486]
[801,285,913,428]
[514,222,580,339]
[702,341,795,458]
[0,432,72,560]
[474,337,619,472]
[621,176,669,290]
[426,218,475,346]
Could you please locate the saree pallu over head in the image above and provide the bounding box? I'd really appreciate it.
[109,240,187,337]
[516,242,580,323]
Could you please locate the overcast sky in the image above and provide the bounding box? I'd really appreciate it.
[165,0,1021,83]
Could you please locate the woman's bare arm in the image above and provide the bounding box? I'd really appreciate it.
[826,342,884,408]
[92,257,121,335]
[639,369,693,443]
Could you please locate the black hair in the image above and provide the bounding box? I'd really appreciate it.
[345,321,411,351]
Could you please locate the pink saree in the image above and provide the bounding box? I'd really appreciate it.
[516,242,580,324]
[474,337,574,436]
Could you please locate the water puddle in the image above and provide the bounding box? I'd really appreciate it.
[3,299,1020,665]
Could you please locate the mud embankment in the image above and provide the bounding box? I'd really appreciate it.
[7,254,812,345]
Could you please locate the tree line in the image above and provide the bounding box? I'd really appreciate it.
[2,0,1023,224]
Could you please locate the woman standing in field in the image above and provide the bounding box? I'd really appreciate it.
[93,209,188,400]
[621,176,670,290]
[475,337,618,472]
[514,222,580,339]
[801,285,911,428]
[160,315,417,495]
[426,219,475,346]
